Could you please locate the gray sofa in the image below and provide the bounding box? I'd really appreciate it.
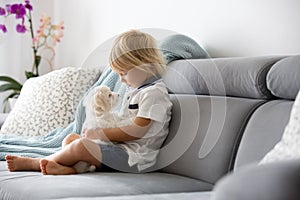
[0,55,299,199]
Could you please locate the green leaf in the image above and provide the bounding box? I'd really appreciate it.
[3,92,20,103]
[25,71,38,79]
[0,83,22,92]
[0,76,22,87]
[0,76,21,111]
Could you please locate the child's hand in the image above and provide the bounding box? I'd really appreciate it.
[82,128,107,141]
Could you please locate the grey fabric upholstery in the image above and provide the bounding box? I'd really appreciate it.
[60,192,212,200]
[163,56,282,99]
[234,100,293,169]
[151,94,264,184]
[267,55,300,100]
[1,55,300,199]
[212,160,300,200]
[0,162,212,200]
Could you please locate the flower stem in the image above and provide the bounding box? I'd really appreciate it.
[28,10,39,76]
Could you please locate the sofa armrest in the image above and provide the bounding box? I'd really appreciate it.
[212,160,300,200]
[0,113,8,128]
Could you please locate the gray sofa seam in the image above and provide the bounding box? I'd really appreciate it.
[227,100,268,171]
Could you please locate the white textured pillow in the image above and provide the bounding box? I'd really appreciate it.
[0,67,100,137]
[260,89,300,164]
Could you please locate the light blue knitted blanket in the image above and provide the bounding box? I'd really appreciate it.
[159,34,208,64]
[0,34,207,160]
[0,68,127,160]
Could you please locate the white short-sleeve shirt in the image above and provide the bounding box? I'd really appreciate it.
[117,80,172,171]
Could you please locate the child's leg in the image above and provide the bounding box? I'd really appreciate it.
[40,138,102,175]
[62,133,81,148]
[6,138,102,174]
[5,133,81,172]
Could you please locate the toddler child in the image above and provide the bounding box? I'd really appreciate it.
[5,29,172,174]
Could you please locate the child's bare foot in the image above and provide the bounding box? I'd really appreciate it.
[40,159,76,175]
[5,155,40,172]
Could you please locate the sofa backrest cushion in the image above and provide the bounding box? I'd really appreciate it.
[234,100,293,169]
[163,56,283,99]
[266,55,300,100]
[153,94,264,184]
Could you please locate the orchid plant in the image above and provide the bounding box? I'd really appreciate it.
[0,0,64,109]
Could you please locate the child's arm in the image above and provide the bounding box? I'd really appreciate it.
[83,117,152,142]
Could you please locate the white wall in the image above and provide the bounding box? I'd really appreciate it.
[1,0,300,110]
[53,0,300,69]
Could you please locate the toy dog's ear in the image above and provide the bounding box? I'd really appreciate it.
[93,90,110,115]
[95,85,110,93]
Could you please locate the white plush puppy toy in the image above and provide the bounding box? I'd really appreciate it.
[83,85,121,131]
[72,85,124,173]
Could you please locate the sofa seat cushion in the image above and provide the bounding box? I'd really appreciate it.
[0,161,212,200]
[62,192,212,200]
[213,160,300,200]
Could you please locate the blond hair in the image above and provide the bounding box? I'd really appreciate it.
[109,29,166,77]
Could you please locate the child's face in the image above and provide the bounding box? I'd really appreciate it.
[114,67,148,88]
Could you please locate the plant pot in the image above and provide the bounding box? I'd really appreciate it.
[8,97,18,110]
